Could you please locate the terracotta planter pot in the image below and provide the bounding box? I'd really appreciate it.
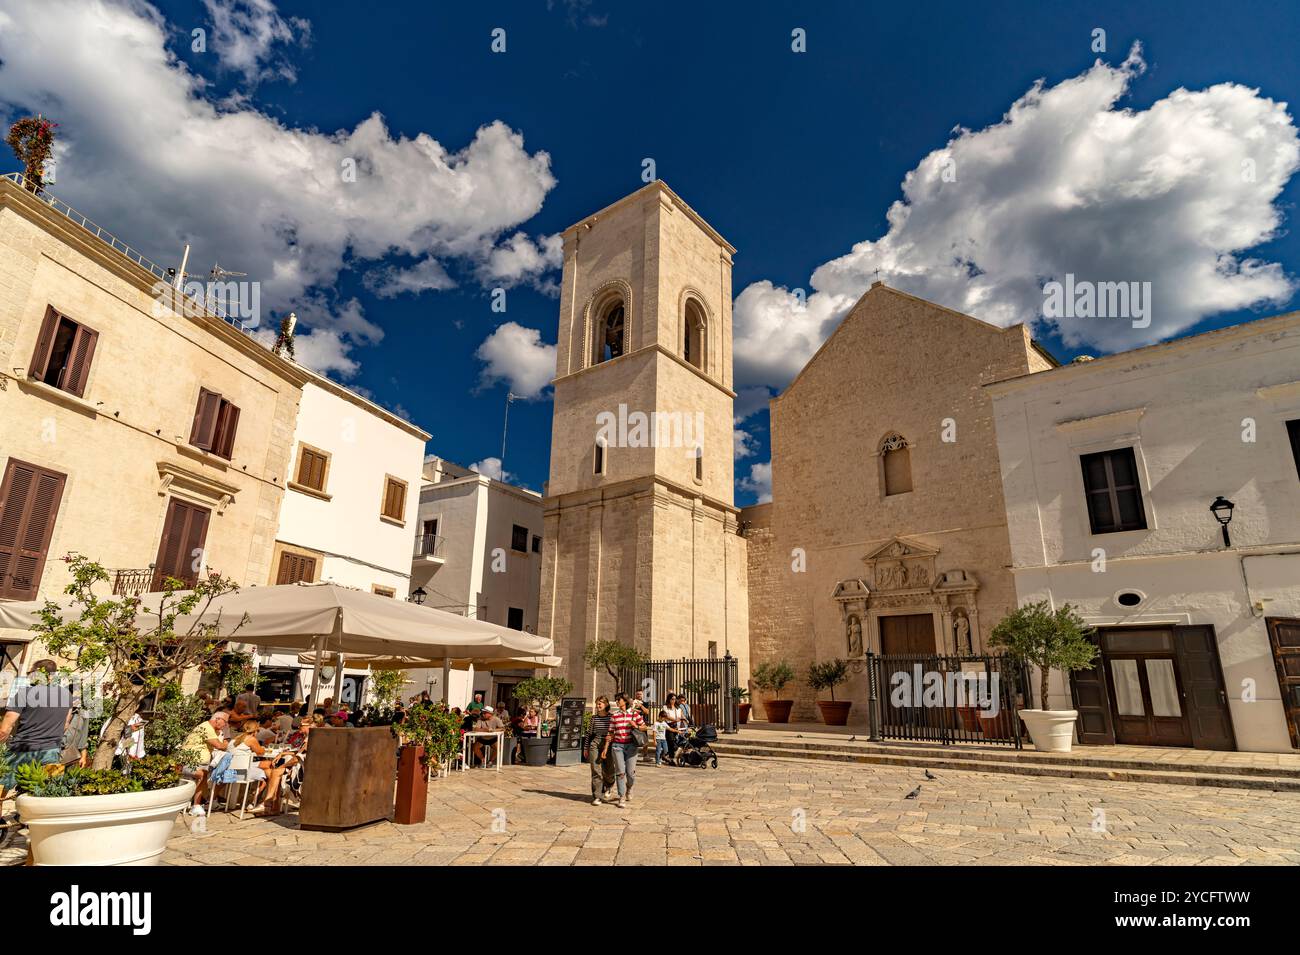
[394,744,427,825]
[764,700,793,723]
[692,703,717,727]
[978,710,1014,739]
[816,700,852,726]
[737,703,751,725]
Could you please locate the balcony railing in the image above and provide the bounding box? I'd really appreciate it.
[413,533,446,560]
[1,172,254,334]
[111,568,157,597]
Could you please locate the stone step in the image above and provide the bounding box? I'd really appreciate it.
[715,735,1300,779]
[711,742,1300,792]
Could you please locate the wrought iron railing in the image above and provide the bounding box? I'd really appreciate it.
[1,172,253,334]
[617,655,740,733]
[864,652,1031,747]
[111,568,156,597]
[413,533,446,559]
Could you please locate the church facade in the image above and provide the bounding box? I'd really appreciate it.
[742,286,1057,724]
[537,182,749,699]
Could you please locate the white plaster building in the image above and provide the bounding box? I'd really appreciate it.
[256,375,429,704]
[987,311,1300,753]
[404,456,544,709]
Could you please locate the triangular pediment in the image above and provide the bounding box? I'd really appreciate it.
[862,536,939,563]
[832,578,870,601]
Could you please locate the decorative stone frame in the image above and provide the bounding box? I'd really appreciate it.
[877,431,912,497]
[678,287,712,376]
[583,279,634,368]
[833,537,981,669]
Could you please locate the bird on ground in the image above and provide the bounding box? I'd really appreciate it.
[924,770,937,780]
[904,785,921,799]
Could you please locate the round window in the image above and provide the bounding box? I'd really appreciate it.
[1116,591,1143,608]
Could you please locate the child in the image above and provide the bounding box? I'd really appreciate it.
[653,717,669,765]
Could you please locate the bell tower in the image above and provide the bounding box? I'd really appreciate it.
[539,181,748,697]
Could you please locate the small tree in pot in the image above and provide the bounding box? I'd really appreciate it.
[806,659,853,726]
[512,675,573,765]
[989,600,1098,753]
[583,639,647,696]
[752,661,795,723]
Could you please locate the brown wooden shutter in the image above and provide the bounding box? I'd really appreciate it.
[64,325,99,398]
[153,499,211,589]
[297,448,326,490]
[276,552,316,584]
[0,459,66,600]
[29,307,61,382]
[215,401,240,459]
[190,389,221,450]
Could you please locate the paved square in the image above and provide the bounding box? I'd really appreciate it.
[161,756,1300,866]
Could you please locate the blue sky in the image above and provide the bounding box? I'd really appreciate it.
[4,0,1299,504]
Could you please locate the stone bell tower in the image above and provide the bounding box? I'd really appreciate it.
[538,181,749,698]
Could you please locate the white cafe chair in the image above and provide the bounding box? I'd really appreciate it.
[208,749,257,820]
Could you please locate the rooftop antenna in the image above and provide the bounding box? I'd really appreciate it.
[208,262,247,281]
[500,391,518,476]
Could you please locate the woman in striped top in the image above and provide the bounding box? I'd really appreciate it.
[608,693,647,808]
[587,696,615,805]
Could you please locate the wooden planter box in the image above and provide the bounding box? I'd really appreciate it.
[299,726,397,831]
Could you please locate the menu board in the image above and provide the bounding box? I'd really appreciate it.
[554,697,586,766]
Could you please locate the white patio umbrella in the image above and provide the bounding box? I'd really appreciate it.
[0,583,552,705]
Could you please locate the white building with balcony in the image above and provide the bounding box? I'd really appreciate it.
[405,456,544,708]
[256,374,429,704]
[987,310,1300,753]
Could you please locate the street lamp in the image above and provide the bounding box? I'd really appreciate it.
[409,586,427,606]
[1210,496,1235,547]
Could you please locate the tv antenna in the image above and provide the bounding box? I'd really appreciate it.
[209,262,247,281]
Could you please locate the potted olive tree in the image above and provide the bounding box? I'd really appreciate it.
[17,556,242,865]
[583,639,648,697]
[989,601,1098,753]
[732,686,751,725]
[513,676,573,765]
[752,661,795,723]
[807,659,852,726]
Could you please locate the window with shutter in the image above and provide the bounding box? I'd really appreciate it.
[381,476,407,521]
[189,389,241,459]
[511,524,529,552]
[29,307,99,398]
[295,446,329,492]
[1080,448,1148,534]
[0,459,67,600]
[276,552,317,585]
[152,498,212,590]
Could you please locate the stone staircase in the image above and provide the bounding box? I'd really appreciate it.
[711,733,1300,792]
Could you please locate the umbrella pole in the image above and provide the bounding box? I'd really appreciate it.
[442,659,451,705]
[308,633,325,709]
[332,657,344,709]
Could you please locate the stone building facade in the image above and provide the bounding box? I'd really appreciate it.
[0,177,305,676]
[742,285,1056,723]
[538,182,749,698]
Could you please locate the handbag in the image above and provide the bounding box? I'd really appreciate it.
[630,724,648,747]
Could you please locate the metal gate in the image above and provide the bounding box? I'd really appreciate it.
[617,655,740,733]
[866,653,1030,747]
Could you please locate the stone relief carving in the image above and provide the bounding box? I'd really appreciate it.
[846,614,863,657]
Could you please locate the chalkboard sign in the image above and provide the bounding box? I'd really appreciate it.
[554,697,586,766]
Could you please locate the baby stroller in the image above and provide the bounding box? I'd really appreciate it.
[673,723,719,769]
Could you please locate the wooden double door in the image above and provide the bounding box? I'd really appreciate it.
[1071,626,1235,749]
[879,613,937,656]
[1267,618,1300,748]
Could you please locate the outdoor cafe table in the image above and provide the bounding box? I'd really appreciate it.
[461,731,504,772]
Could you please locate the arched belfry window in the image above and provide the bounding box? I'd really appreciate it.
[593,300,626,365]
[683,299,706,371]
[881,432,912,496]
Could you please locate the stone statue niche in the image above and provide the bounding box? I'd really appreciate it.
[846,614,863,657]
[953,609,972,655]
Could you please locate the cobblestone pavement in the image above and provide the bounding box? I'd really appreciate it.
[161,757,1300,866]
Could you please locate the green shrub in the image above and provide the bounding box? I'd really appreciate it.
[144,687,209,764]
[77,769,142,796]
[989,601,1098,708]
[806,659,850,702]
[752,661,795,699]
[128,755,180,792]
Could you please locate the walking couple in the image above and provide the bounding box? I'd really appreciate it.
[586,693,647,808]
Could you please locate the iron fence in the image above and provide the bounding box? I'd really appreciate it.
[111,568,156,597]
[866,652,1031,747]
[617,655,740,733]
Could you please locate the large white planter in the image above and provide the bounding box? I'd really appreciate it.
[17,780,195,866]
[1019,709,1078,753]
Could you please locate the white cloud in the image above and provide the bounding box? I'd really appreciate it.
[478,232,563,294]
[469,457,512,482]
[475,322,556,399]
[0,0,559,375]
[734,44,1300,388]
[733,385,775,422]
[364,257,456,298]
[738,462,772,504]
[734,428,758,460]
[201,0,308,84]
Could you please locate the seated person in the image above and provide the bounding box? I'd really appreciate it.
[181,711,230,805]
[473,706,505,767]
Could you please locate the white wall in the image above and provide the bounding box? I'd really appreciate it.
[989,313,1300,752]
[276,381,426,597]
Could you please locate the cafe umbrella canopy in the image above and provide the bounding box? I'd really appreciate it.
[0,582,554,704]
